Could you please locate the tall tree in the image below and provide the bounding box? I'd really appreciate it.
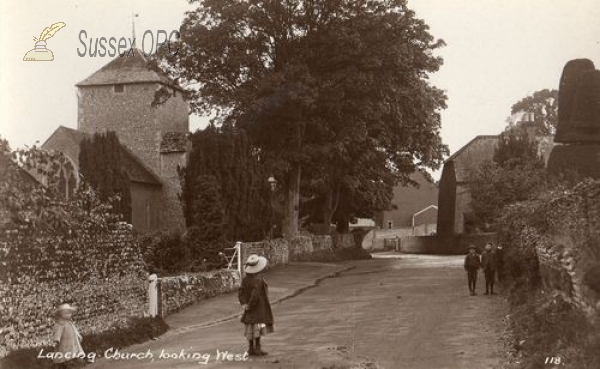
[181,125,270,241]
[79,132,132,222]
[156,0,447,238]
[509,89,558,135]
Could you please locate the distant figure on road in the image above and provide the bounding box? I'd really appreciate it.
[239,254,274,357]
[464,245,481,296]
[481,243,498,295]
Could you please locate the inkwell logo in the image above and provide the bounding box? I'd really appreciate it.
[23,22,66,61]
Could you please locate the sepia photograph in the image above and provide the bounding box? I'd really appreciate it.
[1,1,600,368]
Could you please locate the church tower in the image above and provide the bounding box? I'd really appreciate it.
[74,49,189,231]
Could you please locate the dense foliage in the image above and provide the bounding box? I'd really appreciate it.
[469,132,546,231]
[141,174,231,273]
[79,132,132,223]
[497,182,600,369]
[1,137,122,234]
[181,126,270,242]
[509,89,558,135]
[155,0,448,237]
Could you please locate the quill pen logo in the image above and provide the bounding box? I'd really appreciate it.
[23,22,66,61]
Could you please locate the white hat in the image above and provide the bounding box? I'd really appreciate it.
[54,303,77,314]
[244,254,268,274]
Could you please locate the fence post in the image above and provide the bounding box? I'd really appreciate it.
[236,241,243,278]
[148,274,158,318]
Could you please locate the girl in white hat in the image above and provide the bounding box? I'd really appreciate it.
[52,303,85,368]
[238,254,274,356]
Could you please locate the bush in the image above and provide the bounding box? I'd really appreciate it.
[183,226,228,271]
[509,292,600,369]
[140,229,231,275]
[1,317,168,369]
[140,231,190,274]
[81,317,168,357]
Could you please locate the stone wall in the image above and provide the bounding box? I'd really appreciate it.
[241,239,290,268]
[361,228,414,250]
[312,235,333,252]
[0,223,147,357]
[156,235,348,316]
[288,236,313,261]
[288,235,337,261]
[399,236,442,254]
[498,180,600,318]
[534,182,600,317]
[333,233,355,249]
[157,270,240,316]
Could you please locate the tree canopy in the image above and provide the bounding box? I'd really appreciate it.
[156,0,448,236]
[79,132,132,222]
[509,89,558,135]
[181,125,270,241]
[469,132,545,232]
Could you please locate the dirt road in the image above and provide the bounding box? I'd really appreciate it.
[89,254,507,369]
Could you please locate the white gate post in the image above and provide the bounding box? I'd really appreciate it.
[236,241,243,278]
[148,274,158,318]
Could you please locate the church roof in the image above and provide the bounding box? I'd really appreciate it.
[76,49,182,90]
[445,135,499,184]
[42,126,162,186]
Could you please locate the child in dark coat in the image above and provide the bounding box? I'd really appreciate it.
[238,254,274,356]
[464,245,481,296]
[481,243,498,295]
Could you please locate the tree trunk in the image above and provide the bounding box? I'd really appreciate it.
[282,164,301,240]
[322,186,341,231]
[322,190,333,228]
[335,190,350,233]
[336,212,350,233]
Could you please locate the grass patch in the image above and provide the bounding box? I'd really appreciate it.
[1,317,168,369]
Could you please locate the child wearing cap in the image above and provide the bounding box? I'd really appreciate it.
[464,245,481,296]
[481,242,498,295]
[238,254,274,357]
[52,303,84,368]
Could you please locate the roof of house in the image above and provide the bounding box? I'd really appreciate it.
[76,49,182,90]
[160,132,188,153]
[413,205,438,218]
[42,126,162,186]
[446,135,498,162]
[445,135,499,183]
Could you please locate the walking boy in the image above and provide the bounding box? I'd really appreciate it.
[464,245,481,296]
[481,243,498,295]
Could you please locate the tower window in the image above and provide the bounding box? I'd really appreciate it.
[114,84,124,93]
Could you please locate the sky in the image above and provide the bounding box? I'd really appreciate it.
[1,0,600,179]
